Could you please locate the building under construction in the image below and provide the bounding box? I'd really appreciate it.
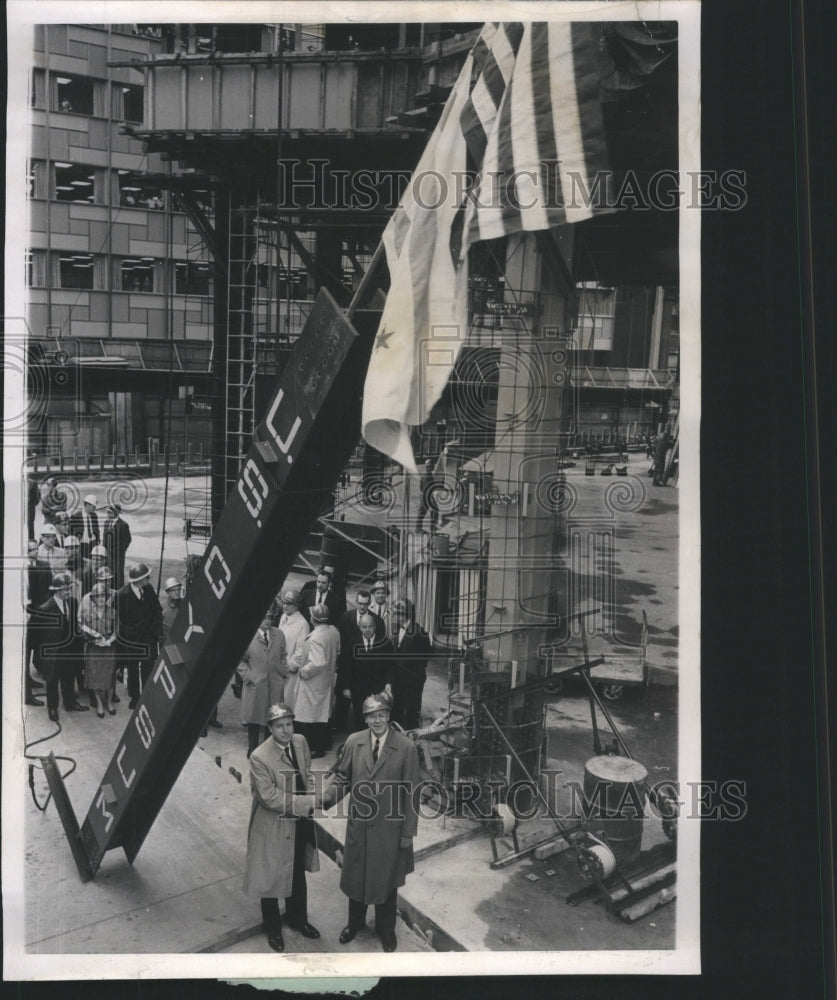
[21,18,683,947]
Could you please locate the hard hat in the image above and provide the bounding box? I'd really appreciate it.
[164,577,181,592]
[127,563,151,583]
[39,524,58,536]
[64,534,80,547]
[310,603,330,623]
[266,702,294,724]
[83,494,99,508]
[49,571,74,591]
[91,544,108,557]
[281,588,301,606]
[362,692,392,716]
[95,566,113,581]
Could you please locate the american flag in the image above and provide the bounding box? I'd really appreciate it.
[361,22,611,472]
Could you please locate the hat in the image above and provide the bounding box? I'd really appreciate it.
[107,502,122,513]
[393,598,412,616]
[281,588,301,606]
[266,702,294,724]
[127,563,151,583]
[310,603,330,624]
[371,580,387,592]
[83,494,99,508]
[91,544,108,558]
[49,571,74,591]
[53,511,69,523]
[164,577,181,592]
[64,534,80,547]
[362,692,392,717]
[95,566,113,581]
[39,524,58,536]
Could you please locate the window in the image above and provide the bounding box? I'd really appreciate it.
[53,74,97,116]
[53,162,98,203]
[58,253,95,290]
[117,170,164,208]
[28,160,49,199]
[119,257,155,292]
[175,261,211,295]
[114,83,143,123]
[576,285,616,352]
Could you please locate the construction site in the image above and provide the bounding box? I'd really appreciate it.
[8,13,695,978]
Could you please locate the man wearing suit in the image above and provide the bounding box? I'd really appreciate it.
[370,580,392,639]
[301,570,346,626]
[334,590,385,733]
[31,571,88,721]
[116,563,163,709]
[102,503,132,587]
[389,599,432,731]
[237,614,288,757]
[69,493,100,559]
[243,702,321,953]
[341,613,393,733]
[321,692,421,952]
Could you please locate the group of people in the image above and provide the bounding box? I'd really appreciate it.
[27,555,167,722]
[234,567,433,760]
[232,567,432,952]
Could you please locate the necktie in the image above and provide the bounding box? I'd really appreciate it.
[286,741,305,792]
[373,738,380,762]
[261,630,268,646]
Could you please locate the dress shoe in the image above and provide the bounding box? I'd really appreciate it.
[267,931,285,952]
[30,680,44,690]
[26,696,44,707]
[311,750,326,759]
[381,932,398,953]
[64,702,89,712]
[128,697,138,709]
[48,708,59,722]
[338,925,358,945]
[286,920,320,939]
[112,694,120,703]
[208,719,223,729]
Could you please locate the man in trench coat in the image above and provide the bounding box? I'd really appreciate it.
[243,702,321,952]
[237,614,287,757]
[321,692,421,952]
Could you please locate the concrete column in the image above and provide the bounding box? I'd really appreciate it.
[481,233,570,681]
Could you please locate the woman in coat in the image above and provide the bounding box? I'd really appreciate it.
[286,604,339,757]
[236,614,287,757]
[243,702,321,952]
[78,580,118,716]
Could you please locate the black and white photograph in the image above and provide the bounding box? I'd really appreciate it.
[3,1,705,981]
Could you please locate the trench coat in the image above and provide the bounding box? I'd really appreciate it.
[290,623,339,724]
[242,733,320,899]
[323,726,420,905]
[277,610,310,713]
[236,627,287,726]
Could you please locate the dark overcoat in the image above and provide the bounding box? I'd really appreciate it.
[324,726,420,904]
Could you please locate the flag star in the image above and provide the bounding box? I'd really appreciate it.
[374,329,396,351]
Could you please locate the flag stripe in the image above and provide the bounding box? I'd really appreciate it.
[531,23,562,214]
[510,25,549,231]
[549,22,592,224]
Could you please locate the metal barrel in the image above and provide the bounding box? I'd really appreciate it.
[582,755,648,865]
